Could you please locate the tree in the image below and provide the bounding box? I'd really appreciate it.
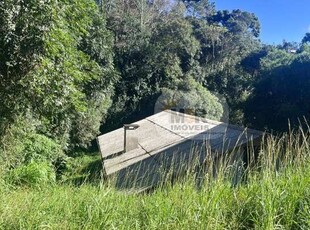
[102,1,263,128]
[244,48,310,131]
[0,0,55,132]
[0,0,117,150]
[103,2,203,130]
[156,77,224,121]
[302,32,310,44]
[210,10,260,38]
[182,0,215,18]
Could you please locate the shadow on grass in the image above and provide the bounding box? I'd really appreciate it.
[63,156,105,186]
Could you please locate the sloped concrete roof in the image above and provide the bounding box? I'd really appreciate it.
[97,110,263,177]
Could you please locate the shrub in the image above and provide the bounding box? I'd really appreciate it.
[22,133,64,164]
[157,78,224,121]
[5,162,56,187]
[0,117,65,168]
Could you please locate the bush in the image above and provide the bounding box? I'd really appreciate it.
[5,162,56,187]
[22,133,65,164]
[156,78,224,121]
[0,117,65,168]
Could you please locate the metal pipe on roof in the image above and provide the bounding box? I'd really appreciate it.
[124,124,140,153]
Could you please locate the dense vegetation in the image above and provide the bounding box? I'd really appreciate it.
[2,0,310,158]
[0,0,310,228]
[1,132,310,229]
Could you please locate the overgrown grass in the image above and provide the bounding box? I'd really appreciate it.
[0,130,310,229]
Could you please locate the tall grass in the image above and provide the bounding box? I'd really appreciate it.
[0,130,309,229]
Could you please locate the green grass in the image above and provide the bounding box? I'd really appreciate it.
[0,164,309,229]
[0,131,310,229]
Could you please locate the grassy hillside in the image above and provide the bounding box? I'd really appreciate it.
[0,132,310,229]
[0,163,309,229]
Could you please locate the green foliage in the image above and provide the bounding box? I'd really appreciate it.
[1,0,310,227]
[0,131,310,228]
[25,0,117,148]
[0,0,55,132]
[302,32,310,44]
[149,15,200,87]
[260,48,294,71]
[62,154,103,185]
[22,134,64,164]
[159,78,224,121]
[182,0,215,18]
[0,0,117,150]
[5,161,56,187]
[104,2,203,128]
[245,48,310,131]
[2,0,262,133]
[211,9,260,38]
[103,1,261,128]
[0,116,65,169]
[4,0,308,150]
[299,43,310,53]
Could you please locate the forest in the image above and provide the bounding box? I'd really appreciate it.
[0,0,310,228]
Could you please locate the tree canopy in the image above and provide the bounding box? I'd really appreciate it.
[1,0,310,170]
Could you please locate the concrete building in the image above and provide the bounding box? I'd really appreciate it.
[97,110,263,191]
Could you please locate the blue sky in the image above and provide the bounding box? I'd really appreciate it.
[212,0,310,44]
